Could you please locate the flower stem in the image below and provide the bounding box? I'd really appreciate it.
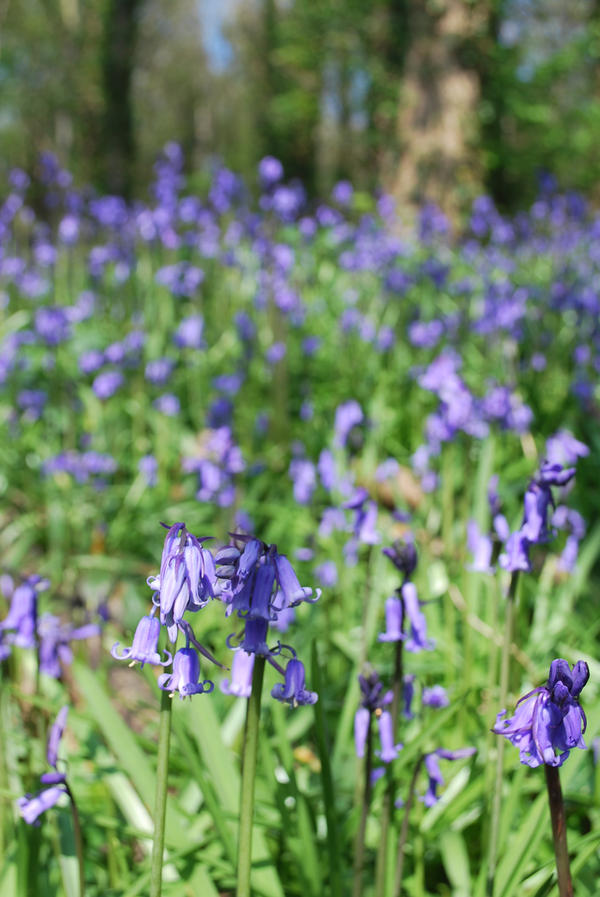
[236,654,266,897]
[149,687,173,897]
[352,716,374,897]
[375,636,404,897]
[393,754,424,897]
[65,783,85,897]
[545,765,573,897]
[486,571,519,896]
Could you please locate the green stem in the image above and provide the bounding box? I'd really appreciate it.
[65,784,85,897]
[236,654,266,897]
[393,754,424,897]
[352,716,374,897]
[149,688,173,897]
[375,635,404,897]
[544,765,573,897]
[486,571,519,896]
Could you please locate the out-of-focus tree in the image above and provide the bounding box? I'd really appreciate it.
[102,0,143,197]
[0,0,105,185]
[132,0,210,188]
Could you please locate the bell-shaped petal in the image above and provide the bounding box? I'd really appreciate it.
[111,615,172,668]
[271,659,318,706]
[221,650,255,698]
[158,647,213,699]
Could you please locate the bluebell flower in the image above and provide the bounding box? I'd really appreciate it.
[333,400,363,449]
[38,614,100,678]
[18,705,69,825]
[158,647,214,699]
[422,685,449,709]
[377,711,402,763]
[271,659,317,706]
[111,614,172,668]
[402,582,434,653]
[221,650,255,697]
[493,659,589,767]
[466,520,494,573]
[19,785,67,825]
[92,370,123,400]
[421,748,476,806]
[354,671,393,757]
[378,596,403,643]
[148,522,218,642]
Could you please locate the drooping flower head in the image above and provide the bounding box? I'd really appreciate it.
[493,658,589,767]
[18,705,69,825]
[148,523,218,642]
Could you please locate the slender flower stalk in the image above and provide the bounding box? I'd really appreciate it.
[65,783,86,897]
[236,654,266,897]
[149,687,173,897]
[486,570,519,895]
[352,712,374,897]
[393,754,424,897]
[545,765,573,897]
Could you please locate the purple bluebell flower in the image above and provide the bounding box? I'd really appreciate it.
[153,393,180,416]
[79,350,104,374]
[343,489,379,545]
[145,358,174,386]
[139,454,158,486]
[18,786,67,825]
[46,706,69,770]
[382,539,418,580]
[499,531,532,573]
[334,400,363,449]
[258,156,284,187]
[402,582,434,653]
[421,748,476,806]
[18,705,70,825]
[174,314,205,349]
[266,342,286,365]
[289,458,316,504]
[148,523,218,641]
[0,576,47,649]
[111,614,172,668]
[422,685,449,709]
[354,671,393,757]
[545,430,589,467]
[493,659,589,767]
[271,659,317,706]
[34,307,71,345]
[314,561,338,587]
[466,520,493,573]
[38,614,100,678]
[378,596,403,643]
[221,649,255,697]
[355,708,371,759]
[158,647,214,699]
[377,711,402,763]
[403,675,416,719]
[92,370,124,400]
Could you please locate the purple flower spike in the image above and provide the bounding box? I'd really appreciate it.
[378,596,404,642]
[377,711,402,763]
[46,706,69,769]
[493,658,589,767]
[111,615,172,668]
[271,658,318,706]
[158,647,214,699]
[18,786,67,825]
[221,650,255,697]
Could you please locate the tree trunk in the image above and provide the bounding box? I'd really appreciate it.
[390,0,487,220]
[101,0,142,197]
